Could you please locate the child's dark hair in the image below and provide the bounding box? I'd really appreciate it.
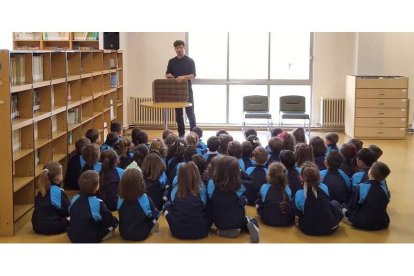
[279,150,296,169]
[268,137,284,154]
[202,155,223,183]
[165,133,179,150]
[326,150,344,170]
[78,170,100,194]
[218,134,233,155]
[149,138,166,157]
[270,127,283,137]
[131,128,142,145]
[368,144,383,161]
[282,133,296,152]
[369,162,391,182]
[292,127,306,144]
[116,138,131,158]
[110,122,122,134]
[192,154,207,177]
[244,128,257,139]
[170,138,187,160]
[173,40,185,47]
[81,144,100,168]
[37,161,63,197]
[227,141,242,158]
[301,161,320,189]
[241,141,253,158]
[99,149,119,199]
[267,162,289,212]
[75,138,91,154]
[340,143,357,160]
[162,129,175,141]
[357,148,376,168]
[294,143,314,167]
[141,152,166,181]
[216,129,229,137]
[309,136,326,157]
[105,132,119,148]
[325,132,339,145]
[184,145,197,162]
[177,162,201,198]
[191,127,203,139]
[207,136,220,152]
[134,130,148,145]
[213,156,241,192]
[247,134,261,149]
[119,168,145,201]
[253,146,268,165]
[132,144,149,167]
[348,138,363,151]
[186,132,199,147]
[85,129,99,144]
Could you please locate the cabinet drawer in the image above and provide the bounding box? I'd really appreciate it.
[355,108,407,117]
[354,127,406,139]
[355,117,407,127]
[356,88,407,99]
[356,99,407,108]
[356,78,408,88]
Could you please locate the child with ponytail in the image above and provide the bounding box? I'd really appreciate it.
[32,161,70,235]
[256,162,295,227]
[98,149,124,211]
[294,161,343,236]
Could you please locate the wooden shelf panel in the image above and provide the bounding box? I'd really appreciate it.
[11,84,32,93]
[33,80,51,89]
[12,118,33,131]
[81,73,93,79]
[14,204,34,222]
[51,78,66,85]
[93,112,101,118]
[67,75,80,82]
[103,88,116,96]
[53,154,66,162]
[67,100,81,109]
[13,177,33,193]
[33,112,51,122]
[35,164,45,178]
[82,116,94,124]
[93,71,102,76]
[68,123,81,132]
[13,149,33,162]
[81,96,93,104]
[51,106,66,115]
[34,139,51,150]
[68,144,76,154]
[52,130,66,140]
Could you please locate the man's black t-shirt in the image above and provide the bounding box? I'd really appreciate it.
[166,55,196,90]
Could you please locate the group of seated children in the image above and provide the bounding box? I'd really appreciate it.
[31,123,391,243]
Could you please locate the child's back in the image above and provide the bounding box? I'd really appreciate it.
[244,146,268,205]
[280,150,302,195]
[65,138,91,190]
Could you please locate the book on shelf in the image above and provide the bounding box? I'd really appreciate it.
[73,32,98,41]
[67,132,73,145]
[110,73,118,88]
[43,32,69,41]
[109,58,116,69]
[51,116,57,133]
[32,55,44,82]
[35,150,39,165]
[14,32,41,40]
[51,86,55,107]
[68,108,80,125]
[67,83,71,101]
[33,89,40,113]
[10,55,26,85]
[12,130,21,152]
[110,99,114,120]
[11,94,19,119]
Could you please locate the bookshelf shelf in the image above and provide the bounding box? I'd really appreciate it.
[13,177,34,193]
[0,49,123,236]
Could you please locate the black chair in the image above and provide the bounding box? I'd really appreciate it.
[243,95,273,131]
[279,95,310,134]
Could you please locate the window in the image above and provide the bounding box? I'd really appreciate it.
[188,32,312,125]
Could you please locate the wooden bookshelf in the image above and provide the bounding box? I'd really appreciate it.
[13,33,99,50]
[0,49,124,236]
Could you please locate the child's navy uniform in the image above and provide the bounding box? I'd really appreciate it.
[256,184,295,226]
[117,194,159,241]
[98,167,124,211]
[265,152,280,167]
[240,157,255,172]
[145,172,167,210]
[313,155,326,171]
[245,165,268,205]
[341,159,355,178]
[351,168,370,191]
[347,180,390,230]
[99,143,114,153]
[119,152,134,169]
[295,184,343,235]
[287,167,302,195]
[164,185,212,239]
[320,168,351,204]
[203,152,221,165]
[326,144,338,156]
[65,153,83,190]
[207,180,248,230]
[31,183,70,235]
[68,193,118,243]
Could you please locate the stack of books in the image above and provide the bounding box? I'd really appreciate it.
[43,32,70,41]
[10,56,26,85]
[33,90,40,113]
[32,55,44,82]
[110,73,118,88]
[11,94,19,119]
[68,108,80,125]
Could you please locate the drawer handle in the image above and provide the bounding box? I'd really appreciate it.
[377,121,384,125]
[377,92,385,96]
[378,112,385,115]
[376,131,384,134]
[378,102,384,105]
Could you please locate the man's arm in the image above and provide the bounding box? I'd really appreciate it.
[175,74,195,82]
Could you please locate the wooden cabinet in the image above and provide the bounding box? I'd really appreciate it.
[0,49,124,236]
[345,75,408,139]
[13,32,100,50]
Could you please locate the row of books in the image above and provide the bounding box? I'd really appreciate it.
[14,32,42,41]
[73,32,99,41]
[11,94,19,119]
[10,55,26,85]
[33,56,44,82]
[68,108,80,125]
[110,73,119,88]
[43,32,70,41]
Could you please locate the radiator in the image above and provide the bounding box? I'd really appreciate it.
[128,97,176,127]
[319,97,345,128]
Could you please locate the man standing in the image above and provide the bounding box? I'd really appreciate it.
[165,40,197,137]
